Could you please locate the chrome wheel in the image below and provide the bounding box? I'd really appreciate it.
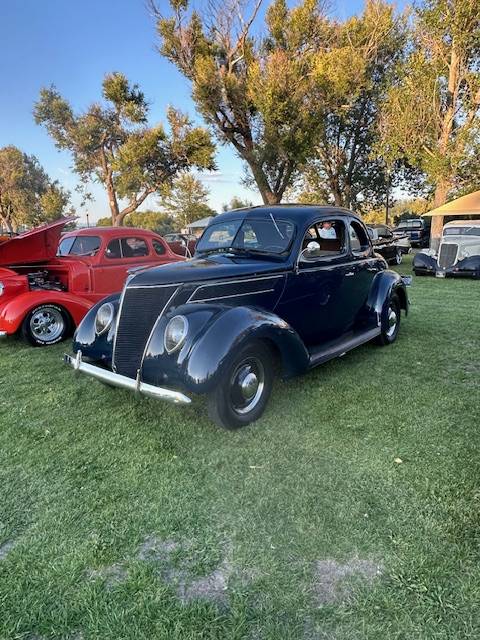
[29,307,65,343]
[230,357,265,415]
[386,306,398,339]
[395,250,402,265]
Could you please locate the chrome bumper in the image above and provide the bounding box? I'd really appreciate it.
[0,331,7,338]
[64,351,191,404]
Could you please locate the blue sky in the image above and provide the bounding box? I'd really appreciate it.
[0,0,407,224]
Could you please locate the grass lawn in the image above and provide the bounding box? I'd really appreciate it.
[0,254,479,640]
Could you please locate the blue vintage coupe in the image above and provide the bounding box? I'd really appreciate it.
[65,205,409,429]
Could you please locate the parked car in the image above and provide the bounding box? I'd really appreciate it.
[164,233,197,257]
[66,205,409,430]
[390,227,411,255]
[394,218,430,248]
[367,225,404,265]
[413,220,480,278]
[0,218,183,346]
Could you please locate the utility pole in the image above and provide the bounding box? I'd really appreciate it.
[86,212,90,228]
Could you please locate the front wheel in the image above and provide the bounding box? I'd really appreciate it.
[375,294,400,346]
[207,341,274,430]
[21,304,71,347]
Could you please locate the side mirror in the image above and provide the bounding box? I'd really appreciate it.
[306,241,320,254]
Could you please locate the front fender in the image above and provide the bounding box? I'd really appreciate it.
[366,269,409,321]
[141,304,310,394]
[413,252,437,274]
[72,293,121,366]
[0,290,94,336]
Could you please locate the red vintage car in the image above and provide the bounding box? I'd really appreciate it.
[0,218,183,346]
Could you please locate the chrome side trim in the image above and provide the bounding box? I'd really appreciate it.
[189,288,276,304]
[130,273,285,292]
[65,352,191,405]
[298,258,378,274]
[187,274,284,303]
[139,286,180,371]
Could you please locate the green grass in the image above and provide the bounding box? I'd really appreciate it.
[0,254,479,640]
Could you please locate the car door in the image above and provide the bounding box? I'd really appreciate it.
[340,218,377,330]
[277,218,352,346]
[93,236,153,297]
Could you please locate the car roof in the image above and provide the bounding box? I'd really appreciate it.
[63,227,161,238]
[211,204,360,226]
[444,219,480,227]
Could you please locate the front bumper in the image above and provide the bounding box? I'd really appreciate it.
[64,351,191,405]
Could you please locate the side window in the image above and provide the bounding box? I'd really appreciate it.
[105,239,122,259]
[300,220,345,261]
[349,221,370,256]
[152,239,166,255]
[121,237,149,258]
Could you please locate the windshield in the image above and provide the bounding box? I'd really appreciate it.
[57,235,101,256]
[444,226,480,236]
[197,217,295,255]
[396,220,423,229]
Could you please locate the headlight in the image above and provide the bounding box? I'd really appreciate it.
[164,315,188,354]
[0,282,4,297]
[95,302,115,335]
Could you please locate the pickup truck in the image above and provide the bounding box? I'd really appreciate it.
[0,218,183,346]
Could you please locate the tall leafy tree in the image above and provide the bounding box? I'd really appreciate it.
[154,0,329,205]
[378,0,480,246]
[97,210,176,235]
[34,73,216,226]
[0,145,71,232]
[159,173,215,229]
[296,0,406,213]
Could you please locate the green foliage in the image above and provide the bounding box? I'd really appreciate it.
[222,196,253,212]
[158,173,215,229]
[34,73,216,226]
[96,210,175,235]
[155,0,328,204]
[0,145,72,232]
[297,0,407,212]
[378,0,480,204]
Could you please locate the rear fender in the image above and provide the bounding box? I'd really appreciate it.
[141,303,310,394]
[366,270,409,323]
[0,290,93,336]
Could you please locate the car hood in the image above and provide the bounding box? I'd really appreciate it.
[0,217,75,267]
[129,253,289,287]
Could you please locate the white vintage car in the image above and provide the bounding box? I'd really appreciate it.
[413,220,480,278]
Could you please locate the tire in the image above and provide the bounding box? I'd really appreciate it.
[207,340,274,430]
[375,294,400,346]
[394,249,402,265]
[21,304,71,347]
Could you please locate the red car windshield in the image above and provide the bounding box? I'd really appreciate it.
[57,236,101,257]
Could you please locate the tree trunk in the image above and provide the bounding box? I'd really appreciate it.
[430,180,449,251]
[0,213,13,233]
[243,154,281,204]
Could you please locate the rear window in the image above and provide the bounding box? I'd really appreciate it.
[57,236,101,256]
[397,220,423,229]
[444,226,480,236]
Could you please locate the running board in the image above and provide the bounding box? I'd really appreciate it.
[308,327,381,368]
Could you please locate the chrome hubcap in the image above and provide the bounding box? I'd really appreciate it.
[231,358,265,415]
[30,308,64,342]
[386,307,397,338]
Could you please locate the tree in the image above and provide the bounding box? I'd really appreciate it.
[158,174,215,229]
[0,145,71,232]
[295,1,406,213]
[222,196,253,211]
[34,72,216,227]
[97,210,175,235]
[378,0,480,247]
[154,0,329,205]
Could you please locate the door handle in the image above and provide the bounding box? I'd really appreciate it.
[345,272,355,277]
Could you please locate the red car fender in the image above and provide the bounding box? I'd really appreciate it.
[0,290,94,335]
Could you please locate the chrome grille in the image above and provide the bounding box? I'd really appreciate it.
[113,285,177,378]
[438,243,458,269]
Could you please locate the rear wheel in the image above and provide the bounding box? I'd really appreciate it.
[21,304,71,347]
[207,341,274,430]
[375,294,400,346]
